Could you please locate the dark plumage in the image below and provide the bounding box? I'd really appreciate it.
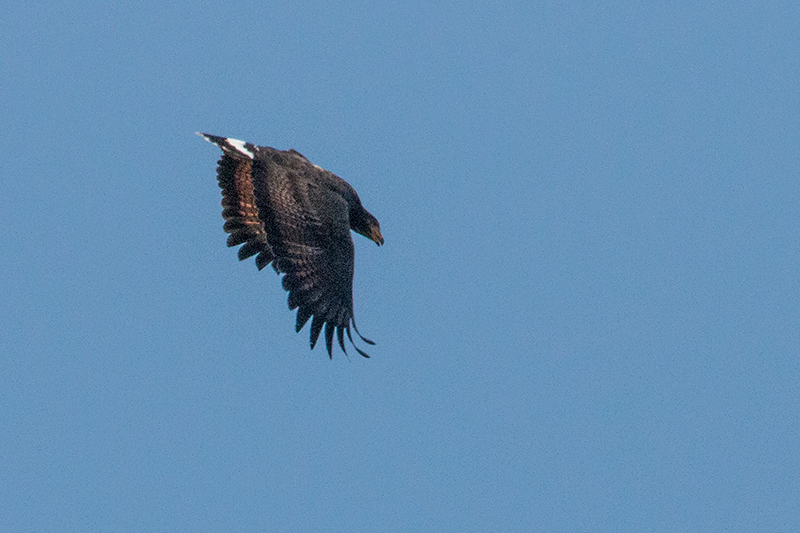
[198,133,383,358]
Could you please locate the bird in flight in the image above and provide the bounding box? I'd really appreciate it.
[198,133,383,358]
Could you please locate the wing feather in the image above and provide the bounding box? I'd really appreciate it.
[215,154,274,269]
[201,133,375,358]
[249,150,371,357]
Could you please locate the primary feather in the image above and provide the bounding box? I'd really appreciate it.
[198,133,383,358]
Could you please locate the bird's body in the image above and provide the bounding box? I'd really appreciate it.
[198,133,383,358]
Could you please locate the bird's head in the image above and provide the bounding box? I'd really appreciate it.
[352,208,384,246]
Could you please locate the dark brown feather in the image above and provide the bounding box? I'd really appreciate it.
[215,153,273,269]
[199,133,381,358]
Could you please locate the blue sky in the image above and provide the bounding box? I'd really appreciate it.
[2,1,798,531]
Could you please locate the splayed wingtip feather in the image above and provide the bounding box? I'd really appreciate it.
[296,306,313,332]
[309,315,324,349]
[337,327,347,355]
[351,317,375,345]
[324,322,335,358]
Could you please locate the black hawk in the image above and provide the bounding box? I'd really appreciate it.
[198,133,383,358]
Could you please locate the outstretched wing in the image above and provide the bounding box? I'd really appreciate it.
[250,153,373,357]
[204,134,274,270]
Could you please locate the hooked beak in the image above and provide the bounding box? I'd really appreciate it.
[370,225,384,246]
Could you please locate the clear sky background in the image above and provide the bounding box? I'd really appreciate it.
[2,1,798,531]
